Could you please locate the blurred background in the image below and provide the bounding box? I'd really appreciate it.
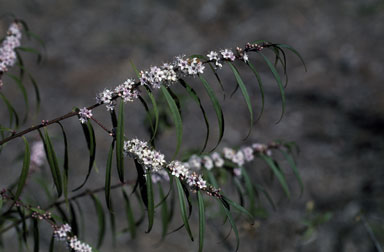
[0,0,383,251]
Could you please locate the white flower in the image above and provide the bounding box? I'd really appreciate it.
[78,107,92,124]
[233,167,242,177]
[53,224,72,241]
[243,52,249,63]
[67,236,92,252]
[188,155,202,170]
[223,147,235,160]
[252,143,267,152]
[0,22,22,73]
[30,141,45,168]
[241,147,254,162]
[207,51,219,61]
[169,161,189,178]
[232,151,245,166]
[220,49,236,61]
[202,156,214,170]
[96,89,113,105]
[211,152,224,167]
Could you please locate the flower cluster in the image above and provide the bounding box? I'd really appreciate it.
[53,224,92,251]
[67,236,93,252]
[53,224,72,241]
[123,139,166,172]
[186,142,275,177]
[0,22,22,89]
[78,107,93,124]
[30,141,45,171]
[95,42,269,111]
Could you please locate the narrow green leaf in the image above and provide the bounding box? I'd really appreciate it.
[240,167,256,215]
[90,194,106,248]
[144,87,159,143]
[199,75,224,150]
[122,188,136,239]
[49,235,55,252]
[116,99,125,182]
[159,184,169,239]
[161,86,182,159]
[228,63,254,138]
[219,198,240,251]
[259,52,286,123]
[145,173,155,233]
[32,219,39,252]
[57,122,69,209]
[253,183,276,210]
[138,95,155,141]
[179,79,210,153]
[197,191,205,252]
[279,149,303,194]
[133,160,147,206]
[175,178,194,241]
[15,136,30,199]
[73,119,96,191]
[276,44,307,72]
[260,154,290,198]
[0,93,19,128]
[222,195,254,222]
[6,73,29,121]
[39,128,62,197]
[247,61,265,121]
[28,73,41,112]
[105,140,115,210]
[108,199,117,247]
[16,47,42,63]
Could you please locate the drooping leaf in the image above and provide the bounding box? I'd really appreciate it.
[253,183,276,210]
[228,63,254,139]
[108,199,117,247]
[179,79,210,153]
[49,235,55,252]
[145,172,155,233]
[276,44,307,72]
[259,52,286,123]
[122,188,136,239]
[199,75,224,150]
[143,87,159,144]
[247,61,265,121]
[116,99,125,183]
[90,193,106,249]
[175,178,193,241]
[159,184,169,239]
[16,47,42,63]
[197,191,205,252]
[28,73,40,112]
[69,202,79,236]
[279,149,303,194]
[73,119,96,191]
[38,128,62,197]
[105,140,115,210]
[32,219,39,252]
[240,167,256,215]
[161,86,182,158]
[0,93,19,128]
[222,195,254,222]
[56,122,69,209]
[219,198,240,251]
[260,154,290,198]
[6,73,29,121]
[133,160,147,207]
[15,136,30,199]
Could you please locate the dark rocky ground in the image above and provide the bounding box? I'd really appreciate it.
[0,0,383,251]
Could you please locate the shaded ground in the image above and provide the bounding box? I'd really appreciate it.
[0,0,383,251]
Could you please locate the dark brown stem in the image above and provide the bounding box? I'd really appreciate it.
[91,117,113,135]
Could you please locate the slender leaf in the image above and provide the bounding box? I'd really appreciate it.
[253,183,276,210]
[240,167,256,215]
[15,136,30,199]
[197,191,205,252]
[219,198,240,251]
[0,93,19,128]
[279,149,303,194]
[247,61,265,121]
[73,119,96,191]
[175,178,193,241]
[276,44,307,72]
[122,188,136,238]
[133,160,147,206]
[222,195,254,222]
[144,87,159,143]
[159,184,169,239]
[179,79,210,153]
[90,194,106,248]
[199,75,224,150]
[69,202,78,236]
[260,154,290,198]
[161,86,182,158]
[28,73,40,111]
[259,52,285,123]
[116,99,125,182]
[16,47,42,63]
[105,140,115,210]
[145,172,155,233]
[228,63,254,138]
[6,73,29,120]
[57,122,69,209]
[32,219,39,252]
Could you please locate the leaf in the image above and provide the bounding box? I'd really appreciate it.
[219,198,240,251]
[122,188,136,239]
[6,73,29,121]
[228,63,254,139]
[197,191,205,252]
[259,52,286,123]
[179,79,210,153]
[49,235,55,252]
[16,47,42,63]
[240,167,256,215]
[39,128,62,197]
[15,136,30,199]
[276,44,307,72]
[32,219,39,252]
[90,193,106,248]
[138,95,156,142]
[57,122,69,209]
[175,178,193,241]
[222,195,254,222]
[0,93,19,128]
[105,140,115,210]
[69,202,79,236]
[73,119,96,191]
[253,183,276,210]
[199,75,224,151]
[260,154,290,198]
[145,173,155,233]
[247,61,265,121]
[159,184,169,239]
[116,99,125,182]
[279,149,303,194]
[108,199,117,247]
[28,73,41,112]
[161,86,183,159]
[133,160,147,206]
[144,87,159,144]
